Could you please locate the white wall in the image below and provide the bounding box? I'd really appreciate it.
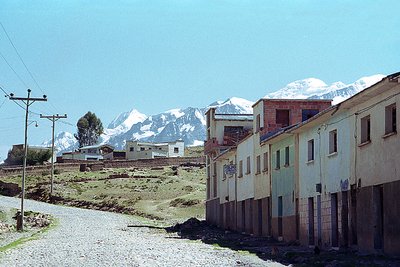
[298,111,352,198]
[236,135,255,201]
[350,83,400,187]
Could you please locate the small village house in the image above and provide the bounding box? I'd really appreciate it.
[62,144,114,161]
[125,140,184,160]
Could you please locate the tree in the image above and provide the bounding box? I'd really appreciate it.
[74,111,104,148]
[4,146,52,166]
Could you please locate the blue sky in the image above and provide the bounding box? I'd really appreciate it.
[0,1,399,160]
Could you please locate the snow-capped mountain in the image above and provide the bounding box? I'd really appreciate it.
[43,97,254,154]
[43,74,385,155]
[101,109,147,144]
[41,131,78,153]
[265,74,385,104]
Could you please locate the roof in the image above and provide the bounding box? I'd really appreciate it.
[260,124,298,144]
[79,144,114,150]
[252,98,332,108]
[214,147,237,161]
[127,140,183,146]
[287,72,400,134]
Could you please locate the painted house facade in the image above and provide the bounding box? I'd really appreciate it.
[204,107,253,228]
[205,98,331,240]
[62,144,114,161]
[205,72,400,255]
[125,140,184,160]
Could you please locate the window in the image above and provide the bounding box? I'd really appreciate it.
[361,115,371,143]
[223,164,227,180]
[285,146,290,166]
[276,109,290,127]
[256,114,261,132]
[276,150,281,169]
[385,103,397,134]
[329,130,338,154]
[129,147,134,152]
[302,109,319,121]
[174,147,179,153]
[256,155,261,174]
[239,160,243,177]
[308,139,314,161]
[263,152,268,172]
[140,147,145,151]
[213,162,217,197]
[246,156,251,174]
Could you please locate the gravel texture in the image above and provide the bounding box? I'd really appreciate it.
[0,196,280,267]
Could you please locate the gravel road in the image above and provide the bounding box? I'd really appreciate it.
[0,196,280,267]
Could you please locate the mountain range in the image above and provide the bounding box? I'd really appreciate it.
[42,74,385,154]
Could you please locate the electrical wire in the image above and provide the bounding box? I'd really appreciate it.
[0,50,29,88]
[0,22,44,94]
[0,22,61,115]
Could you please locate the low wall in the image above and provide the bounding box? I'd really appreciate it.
[0,156,205,176]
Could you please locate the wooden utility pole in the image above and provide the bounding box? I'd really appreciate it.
[40,113,67,196]
[9,89,47,231]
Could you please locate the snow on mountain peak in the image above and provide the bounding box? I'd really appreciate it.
[41,131,77,152]
[352,74,385,91]
[208,97,254,114]
[165,108,185,118]
[265,78,331,99]
[107,109,147,130]
[45,73,386,155]
[264,74,385,101]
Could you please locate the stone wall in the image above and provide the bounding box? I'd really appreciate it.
[0,156,205,177]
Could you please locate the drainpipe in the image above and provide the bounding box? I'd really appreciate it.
[235,153,238,230]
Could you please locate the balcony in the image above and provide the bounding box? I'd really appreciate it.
[223,129,250,146]
[204,138,219,154]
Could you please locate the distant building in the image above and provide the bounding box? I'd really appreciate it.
[9,144,56,163]
[103,150,126,160]
[62,144,114,161]
[125,140,184,160]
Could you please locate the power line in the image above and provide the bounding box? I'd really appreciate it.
[0,22,60,115]
[0,86,42,115]
[0,50,29,88]
[0,22,44,94]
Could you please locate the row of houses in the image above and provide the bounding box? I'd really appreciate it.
[204,72,400,255]
[61,139,184,161]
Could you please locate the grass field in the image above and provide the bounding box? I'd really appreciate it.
[1,165,206,226]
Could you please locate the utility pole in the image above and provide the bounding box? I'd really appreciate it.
[9,89,47,231]
[40,113,67,196]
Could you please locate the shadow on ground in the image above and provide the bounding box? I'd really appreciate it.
[164,218,400,267]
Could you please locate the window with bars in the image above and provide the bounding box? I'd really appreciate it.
[308,139,314,161]
[256,155,261,174]
[285,146,290,166]
[361,115,371,143]
[246,156,251,174]
[276,150,281,169]
[329,130,338,154]
[385,103,397,134]
[263,152,268,172]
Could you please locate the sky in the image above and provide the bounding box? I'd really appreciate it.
[0,0,399,161]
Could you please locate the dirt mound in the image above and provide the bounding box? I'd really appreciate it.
[0,181,20,197]
[169,198,200,207]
